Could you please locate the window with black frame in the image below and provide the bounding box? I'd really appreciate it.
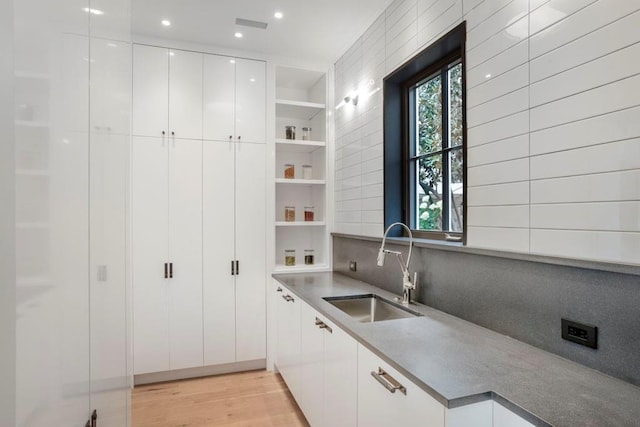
[383,23,466,243]
[406,56,464,239]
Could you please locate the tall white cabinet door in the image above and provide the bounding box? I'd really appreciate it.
[132,136,170,375]
[235,142,267,361]
[169,50,203,140]
[323,317,358,427]
[168,138,203,370]
[90,132,129,427]
[235,59,265,144]
[203,54,236,142]
[203,140,236,365]
[299,303,325,427]
[133,45,168,138]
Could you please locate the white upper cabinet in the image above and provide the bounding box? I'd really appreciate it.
[133,45,203,139]
[203,55,236,142]
[235,59,266,143]
[203,56,265,143]
[169,50,203,140]
[133,44,169,138]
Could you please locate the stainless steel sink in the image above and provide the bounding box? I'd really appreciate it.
[323,294,422,323]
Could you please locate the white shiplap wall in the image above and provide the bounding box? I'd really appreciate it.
[334,0,640,265]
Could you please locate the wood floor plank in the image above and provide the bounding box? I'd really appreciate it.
[132,370,309,427]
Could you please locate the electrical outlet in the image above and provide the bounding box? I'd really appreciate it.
[349,261,357,272]
[562,318,598,349]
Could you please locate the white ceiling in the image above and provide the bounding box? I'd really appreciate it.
[132,0,394,64]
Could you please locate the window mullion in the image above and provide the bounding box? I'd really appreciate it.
[441,67,450,232]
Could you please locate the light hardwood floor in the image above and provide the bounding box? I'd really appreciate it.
[132,370,309,427]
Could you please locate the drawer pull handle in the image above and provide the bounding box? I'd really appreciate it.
[281,294,294,302]
[276,287,283,292]
[315,317,332,333]
[371,367,406,395]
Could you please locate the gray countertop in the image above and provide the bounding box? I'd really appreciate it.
[272,272,640,427]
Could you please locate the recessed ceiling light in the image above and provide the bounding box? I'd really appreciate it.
[83,7,104,15]
[274,11,283,19]
[229,59,236,64]
[234,32,243,38]
[250,78,256,83]
[485,73,491,79]
[161,19,171,26]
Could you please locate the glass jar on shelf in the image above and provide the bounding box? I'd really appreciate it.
[285,126,296,140]
[285,250,296,266]
[304,206,314,222]
[302,127,312,141]
[304,249,315,265]
[302,164,312,180]
[285,206,296,222]
[284,163,295,179]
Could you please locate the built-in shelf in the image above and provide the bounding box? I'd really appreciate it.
[276,178,325,185]
[273,263,331,274]
[276,139,326,153]
[276,221,326,227]
[274,65,330,275]
[276,99,325,120]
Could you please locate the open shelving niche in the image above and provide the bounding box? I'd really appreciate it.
[274,66,330,273]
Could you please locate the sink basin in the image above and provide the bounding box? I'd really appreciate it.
[323,294,422,323]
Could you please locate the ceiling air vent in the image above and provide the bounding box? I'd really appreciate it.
[235,18,268,30]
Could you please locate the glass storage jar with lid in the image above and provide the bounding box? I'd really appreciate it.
[285,126,296,140]
[302,127,312,141]
[285,250,296,266]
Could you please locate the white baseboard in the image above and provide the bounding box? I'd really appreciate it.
[134,359,266,386]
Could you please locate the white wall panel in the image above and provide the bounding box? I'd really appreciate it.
[531,138,640,180]
[467,135,529,167]
[531,170,640,204]
[531,230,640,265]
[532,201,640,232]
[530,106,640,155]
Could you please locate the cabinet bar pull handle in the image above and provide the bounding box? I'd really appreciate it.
[162,131,165,136]
[91,409,97,427]
[371,368,406,395]
[314,317,332,332]
[237,135,241,141]
[235,260,239,275]
[231,260,235,275]
[164,263,168,279]
[169,263,173,278]
[171,131,175,136]
[282,294,294,302]
[276,287,283,292]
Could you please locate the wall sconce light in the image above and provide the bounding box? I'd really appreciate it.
[343,94,359,106]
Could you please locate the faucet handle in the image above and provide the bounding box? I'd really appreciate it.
[413,272,418,290]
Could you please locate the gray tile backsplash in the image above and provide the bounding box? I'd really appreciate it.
[333,235,640,386]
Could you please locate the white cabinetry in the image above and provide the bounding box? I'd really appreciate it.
[204,55,265,143]
[274,284,302,398]
[133,45,266,377]
[203,141,266,365]
[274,66,330,272]
[132,136,203,374]
[299,301,358,427]
[133,44,203,140]
[357,343,445,427]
